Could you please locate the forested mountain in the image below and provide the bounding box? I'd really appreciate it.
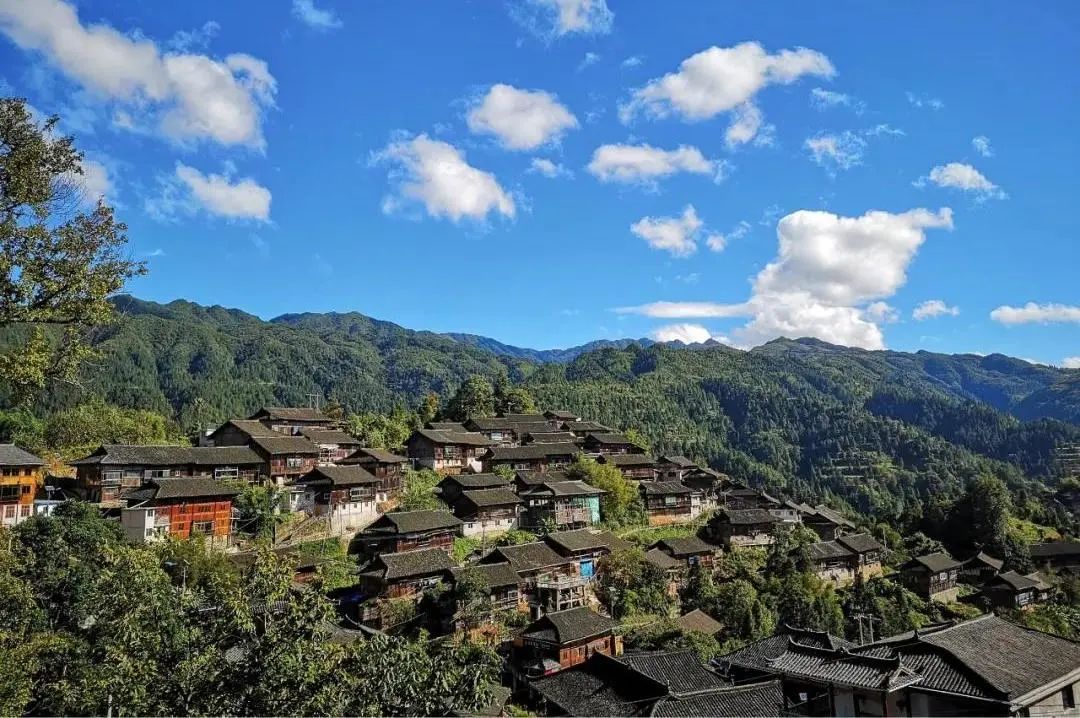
[441,332,652,363]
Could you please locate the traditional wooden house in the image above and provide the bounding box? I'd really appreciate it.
[247,435,319,483]
[443,562,523,632]
[649,536,718,569]
[518,479,604,532]
[121,478,240,544]
[805,533,884,587]
[984,571,1053,610]
[544,410,581,425]
[358,547,454,600]
[706,508,779,548]
[512,606,621,678]
[294,465,385,532]
[436,473,511,504]
[299,427,361,464]
[801,503,857,540]
[340,447,408,494]
[207,419,278,447]
[514,469,569,489]
[248,406,337,435]
[719,616,1080,718]
[426,421,466,431]
[1031,541,1080,572]
[522,431,581,445]
[405,429,494,474]
[677,609,724,637]
[543,528,632,578]
[480,541,582,613]
[645,547,684,596]
[681,467,731,511]
[561,420,612,438]
[448,562,522,613]
[596,452,656,479]
[482,443,581,473]
[451,487,522,537]
[70,445,265,503]
[353,510,463,556]
[465,417,551,446]
[639,481,694,526]
[961,551,1005,584]
[901,552,963,602]
[582,432,644,455]
[655,455,698,481]
[836,533,885,581]
[725,487,781,512]
[0,444,44,527]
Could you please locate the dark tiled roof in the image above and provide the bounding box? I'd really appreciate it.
[70,444,263,466]
[485,542,570,573]
[655,536,716,557]
[369,548,454,580]
[906,552,961,573]
[486,443,581,461]
[806,504,857,528]
[598,453,656,467]
[641,481,692,496]
[677,609,723,636]
[499,413,548,422]
[585,432,636,445]
[449,562,519,589]
[562,421,612,432]
[251,406,330,422]
[657,455,697,469]
[807,540,854,562]
[990,571,1040,592]
[544,410,579,420]
[619,650,728,695]
[296,465,380,487]
[426,421,466,431]
[365,510,462,535]
[719,628,854,673]
[530,656,663,717]
[964,551,1005,571]
[457,487,522,509]
[249,435,320,456]
[299,427,360,444]
[524,431,580,444]
[411,429,494,447]
[716,508,779,525]
[345,447,407,464]
[524,606,615,644]
[835,533,884,554]
[543,480,604,497]
[545,528,632,554]
[1030,541,1080,559]
[515,469,567,485]
[213,419,278,439]
[650,680,786,717]
[439,473,511,491]
[763,640,922,691]
[645,548,681,571]
[130,477,242,501]
[0,444,44,466]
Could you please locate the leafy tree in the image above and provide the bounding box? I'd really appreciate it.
[450,565,495,630]
[596,548,674,620]
[771,573,845,635]
[567,455,644,528]
[948,474,1011,558]
[496,385,537,415]
[345,407,416,450]
[624,427,652,453]
[41,400,187,459]
[622,616,722,662]
[417,392,440,425]
[233,485,287,541]
[398,468,443,511]
[445,375,496,421]
[0,98,145,401]
[712,579,775,641]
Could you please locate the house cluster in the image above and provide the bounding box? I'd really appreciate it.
[895,549,1054,611]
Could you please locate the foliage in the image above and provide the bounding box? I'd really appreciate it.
[0,98,145,402]
[398,468,443,511]
[37,400,187,459]
[596,548,675,620]
[494,528,539,546]
[233,484,286,540]
[450,565,496,630]
[624,427,652,453]
[1016,604,1080,641]
[567,455,645,528]
[621,615,722,662]
[445,375,497,421]
[452,536,483,563]
[843,576,932,641]
[767,572,845,636]
[345,407,417,450]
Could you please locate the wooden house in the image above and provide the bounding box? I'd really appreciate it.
[543,528,632,578]
[596,453,656,479]
[543,410,581,425]
[207,419,278,447]
[70,445,265,504]
[465,417,551,446]
[706,508,779,548]
[405,429,494,474]
[522,431,581,445]
[299,427,361,464]
[121,478,241,545]
[984,571,1053,611]
[518,479,603,532]
[649,536,718,570]
[561,421,612,438]
[1031,541,1080,572]
[436,473,511,504]
[805,534,884,587]
[353,510,463,557]
[961,551,1004,584]
[248,406,337,435]
[639,481,694,526]
[0,445,44,528]
[582,432,644,455]
[655,455,698,481]
[340,447,408,494]
[445,562,523,630]
[801,503,857,540]
[482,443,580,473]
[451,487,522,537]
[294,465,386,532]
[358,547,454,600]
[480,541,582,613]
[512,607,621,678]
[901,552,963,602]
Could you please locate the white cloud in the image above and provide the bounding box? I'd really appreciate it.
[69,158,112,206]
[0,0,276,149]
[617,207,953,349]
[906,91,944,110]
[529,157,572,178]
[805,132,867,171]
[587,143,726,185]
[619,41,833,145]
[809,87,863,113]
[866,301,900,324]
[622,55,643,68]
[912,299,960,320]
[705,220,750,252]
[467,84,578,151]
[1062,357,1080,369]
[630,205,710,258]
[577,51,600,71]
[917,162,1006,200]
[990,303,1080,325]
[651,323,714,344]
[167,20,220,52]
[291,0,342,30]
[511,0,613,38]
[174,163,271,221]
[972,135,993,157]
[373,134,515,223]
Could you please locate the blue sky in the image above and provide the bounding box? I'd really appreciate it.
[1,0,1077,365]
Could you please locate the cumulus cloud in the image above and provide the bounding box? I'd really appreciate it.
[146,163,271,222]
[619,41,833,146]
[972,135,993,157]
[467,84,578,151]
[805,132,867,172]
[906,91,944,110]
[66,158,112,206]
[373,134,515,223]
[809,87,864,113]
[511,0,613,38]
[0,0,276,149]
[866,301,900,324]
[990,303,1080,325]
[650,323,714,344]
[587,143,727,185]
[916,162,1005,201]
[622,55,643,68]
[630,205,710,258]
[913,299,960,320]
[529,157,572,178]
[1062,357,1080,369]
[292,0,343,30]
[705,220,750,253]
[617,207,953,349]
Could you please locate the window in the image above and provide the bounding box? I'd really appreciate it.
[215,466,239,480]
[0,485,19,501]
[103,470,122,485]
[1063,687,1076,710]
[191,520,214,535]
[286,457,304,469]
[147,469,172,478]
[443,445,460,459]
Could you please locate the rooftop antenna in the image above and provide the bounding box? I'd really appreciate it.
[307,393,320,411]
